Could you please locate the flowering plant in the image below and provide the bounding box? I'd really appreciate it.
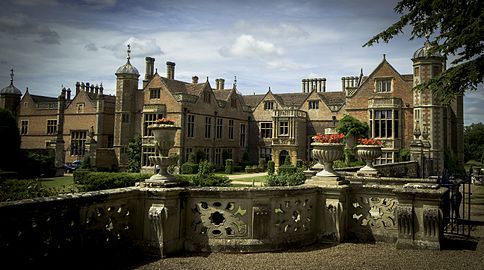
[153,118,175,125]
[312,133,345,143]
[357,138,382,145]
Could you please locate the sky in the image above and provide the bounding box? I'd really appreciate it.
[0,0,482,125]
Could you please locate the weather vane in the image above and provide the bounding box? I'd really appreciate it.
[127,44,131,60]
[10,68,14,84]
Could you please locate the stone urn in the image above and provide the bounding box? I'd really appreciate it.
[356,145,382,176]
[311,143,345,177]
[146,123,180,186]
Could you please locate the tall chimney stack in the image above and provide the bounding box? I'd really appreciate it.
[218,78,225,90]
[143,57,155,88]
[166,61,175,80]
[301,79,306,92]
[66,88,71,100]
[322,78,326,92]
[75,82,80,96]
[192,76,199,84]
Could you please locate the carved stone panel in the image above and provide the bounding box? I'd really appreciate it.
[273,198,313,234]
[82,201,132,244]
[189,199,249,238]
[352,196,397,229]
[423,208,441,239]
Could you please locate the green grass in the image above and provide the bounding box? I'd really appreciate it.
[230,175,267,183]
[39,175,78,192]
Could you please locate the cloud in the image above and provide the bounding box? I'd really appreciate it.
[234,21,310,40]
[82,0,117,8]
[266,60,302,71]
[0,13,60,44]
[12,0,59,6]
[103,37,164,59]
[220,34,283,59]
[85,42,98,51]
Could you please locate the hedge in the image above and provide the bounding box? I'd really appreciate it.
[74,170,151,191]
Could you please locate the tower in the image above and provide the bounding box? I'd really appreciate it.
[412,40,447,176]
[0,69,22,114]
[113,44,140,170]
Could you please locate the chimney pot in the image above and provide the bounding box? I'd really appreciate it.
[66,88,71,100]
[192,76,199,84]
[166,61,175,80]
[219,78,225,90]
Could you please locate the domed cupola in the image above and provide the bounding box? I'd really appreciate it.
[115,44,139,76]
[412,40,443,60]
[0,69,22,96]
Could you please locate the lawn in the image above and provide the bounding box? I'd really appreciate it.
[40,175,77,192]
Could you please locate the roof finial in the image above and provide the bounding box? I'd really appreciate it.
[233,75,237,89]
[10,68,14,85]
[383,54,386,60]
[268,86,271,91]
[360,68,363,76]
[127,44,131,61]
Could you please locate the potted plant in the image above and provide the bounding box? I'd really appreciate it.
[311,133,345,177]
[356,137,383,176]
[146,118,180,185]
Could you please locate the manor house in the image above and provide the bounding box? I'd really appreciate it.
[0,41,463,176]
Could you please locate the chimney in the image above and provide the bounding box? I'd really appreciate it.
[75,82,80,96]
[66,88,71,100]
[341,77,345,91]
[85,82,90,92]
[219,78,225,90]
[90,84,95,93]
[301,79,306,93]
[317,78,322,92]
[143,57,155,88]
[99,84,104,95]
[61,87,66,99]
[322,78,326,92]
[166,61,175,80]
[95,84,99,95]
[215,79,220,89]
[192,76,199,84]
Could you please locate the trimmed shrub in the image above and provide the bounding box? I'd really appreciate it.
[258,158,266,171]
[181,162,199,174]
[245,165,260,173]
[74,170,150,191]
[233,165,243,172]
[267,160,275,175]
[266,169,306,186]
[225,159,234,174]
[296,159,304,168]
[278,155,295,175]
[185,161,230,187]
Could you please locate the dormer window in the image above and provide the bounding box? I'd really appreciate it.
[376,78,392,93]
[308,100,319,109]
[264,101,274,110]
[203,92,211,103]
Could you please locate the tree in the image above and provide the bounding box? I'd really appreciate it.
[127,136,142,172]
[464,123,484,163]
[336,114,369,139]
[364,0,483,104]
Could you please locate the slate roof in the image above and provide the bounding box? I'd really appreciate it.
[317,91,345,106]
[30,94,57,103]
[213,89,231,101]
[276,93,310,107]
[242,94,265,107]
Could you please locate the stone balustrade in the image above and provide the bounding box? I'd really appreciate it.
[0,177,448,267]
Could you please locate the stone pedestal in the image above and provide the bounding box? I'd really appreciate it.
[305,176,349,186]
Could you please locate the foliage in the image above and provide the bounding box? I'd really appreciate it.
[73,170,150,191]
[80,155,92,170]
[444,148,465,176]
[267,160,275,175]
[19,150,56,178]
[312,133,345,143]
[0,179,74,202]
[266,168,306,186]
[336,114,369,138]
[278,155,296,175]
[258,158,266,171]
[464,123,484,163]
[357,138,383,145]
[399,148,411,161]
[364,0,483,104]
[296,159,304,168]
[126,136,142,173]
[195,150,206,163]
[225,159,234,174]
[186,160,230,187]
[240,151,251,168]
[0,108,21,172]
[181,162,199,174]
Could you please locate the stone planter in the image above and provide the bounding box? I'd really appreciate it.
[145,124,180,186]
[311,142,344,177]
[356,145,382,176]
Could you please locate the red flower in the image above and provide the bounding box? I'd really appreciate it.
[312,133,345,143]
[154,118,175,125]
[357,138,382,145]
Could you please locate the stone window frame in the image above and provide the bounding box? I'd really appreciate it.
[308,100,319,110]
[149,88,161,99]
[279,121,289,136]
[203,91,211,103]
[187,114,195,138]
[216,118,223,139]
[204,116,212,139]
[375,77,393,93]
[20,120,28,135]
[70,130,87,157]
[240,123,246,147]
[76,102,85,113]
[260,122,273,139]
[263,100,274,110]
[46,119,58,135]
[369,109,400,139]
[259,147,272,160]
[142,146,156,167]
[228,119,234,140]
[143,113,164,136]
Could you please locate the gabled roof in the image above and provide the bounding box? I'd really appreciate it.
[276,92,310,107]
[30,94,57,103]
[242,94,265,107]
[213,89,231,101]
[317,91,345,106]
